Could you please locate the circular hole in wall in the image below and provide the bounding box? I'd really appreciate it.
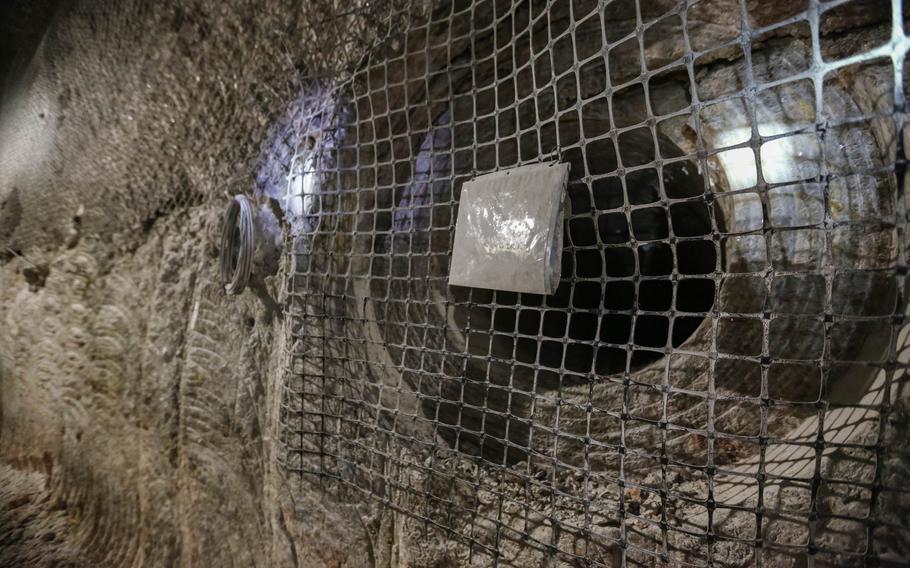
[352,5,898,467]
[363,97,722,462]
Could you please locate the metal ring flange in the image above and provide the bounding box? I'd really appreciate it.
[220,194,255,295]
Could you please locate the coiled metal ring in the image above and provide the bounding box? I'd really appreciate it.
[220,194,255,295]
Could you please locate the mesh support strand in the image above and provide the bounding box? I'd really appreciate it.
[278,1,910,565]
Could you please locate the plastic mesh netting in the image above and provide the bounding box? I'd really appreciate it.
[277,0,910,564]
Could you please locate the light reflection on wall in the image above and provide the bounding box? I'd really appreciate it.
[254,88,337,237]
[286,151,319,232]
[713,124,825,272]
[712,124,821,192]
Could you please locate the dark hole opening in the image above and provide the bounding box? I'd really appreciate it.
[375,87,724,463]
[476,145,720,377]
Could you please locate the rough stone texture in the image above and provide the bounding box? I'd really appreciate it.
[0,207,377,566]
[2,1,909,566]
[0,1,380,566]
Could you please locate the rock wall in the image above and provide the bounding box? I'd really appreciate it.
[0,1,379,565]
[2,1,909,566]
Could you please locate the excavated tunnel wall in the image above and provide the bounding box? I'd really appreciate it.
[1,1,910,567]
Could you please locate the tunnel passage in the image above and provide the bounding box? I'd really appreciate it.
[333,4,899,473]
[365,91,723,464]
[347,1,732,464]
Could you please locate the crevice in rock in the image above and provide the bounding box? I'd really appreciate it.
[22,262,49,291]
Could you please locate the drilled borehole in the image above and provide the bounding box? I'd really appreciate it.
[360,22,730,462]
[362,105,724,462]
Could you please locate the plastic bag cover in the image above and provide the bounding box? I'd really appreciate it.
[448,162,569,295]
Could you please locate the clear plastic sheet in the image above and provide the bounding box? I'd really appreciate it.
[448,162,569,295]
